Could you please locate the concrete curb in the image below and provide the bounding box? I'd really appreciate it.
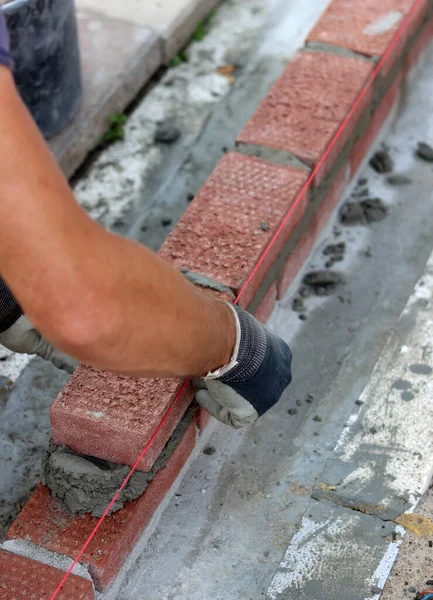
[4,0,433,597]
[49,0,221,179]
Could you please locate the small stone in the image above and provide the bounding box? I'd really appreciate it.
[299,314,307,321]
[296,399,302,407]
[313,415,322,422]
[201,489,207,494]
[387,174,412,186]
[264,551,270,557]
[292,297,305,313]
[288,408,298,416]
[203,446,216,456]
[429,541,433,548]
[358,177,368,186]
[140,224,148,232]
[187,193,195,202]
[371,586,382,594]
[306,394,314,403]
[154,124,181,144]
[417,141,433,162]
[304,271,342,294]
[161,218,172,227]
[260,222,269,232]
[355,400,364,406]
[370,150,394,173]
[408,587,417,593]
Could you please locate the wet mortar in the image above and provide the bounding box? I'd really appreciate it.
[43,405,197,516]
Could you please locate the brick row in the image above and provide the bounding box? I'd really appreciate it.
[0,549,94,600]
[6,423,196,593]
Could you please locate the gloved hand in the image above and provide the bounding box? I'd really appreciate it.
[0,314,79,374]
[194,303,292,428]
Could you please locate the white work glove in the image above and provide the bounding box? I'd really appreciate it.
[0,314,79,374]
[194,304,292,429]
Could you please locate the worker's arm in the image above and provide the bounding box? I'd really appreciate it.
[0,18,292,427]
[0,66,236,378]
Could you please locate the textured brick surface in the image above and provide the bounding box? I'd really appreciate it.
[0,549,94,600]
[279,166,347,300]
[51,366,194,471]
[237,52,374,184]
[254,283,278,324]
[7,424,196,592]
[50,10,161,178]
[308,0,428,73]
[350,73,402,176]
[159,153,309,309]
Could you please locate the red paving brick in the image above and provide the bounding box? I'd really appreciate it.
[51,366,194,471]
[237,52,374,185]
[254,282,278,324]
[308,0,427,71]
[279,166,347,299]
[350,73,402,176]
[0,549,94,600]
[159,152,309,309]
[7,423,196,593]
[194,405,213,432]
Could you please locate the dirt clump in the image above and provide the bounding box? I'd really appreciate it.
[323,242,345,268]
[387,173,412,186]
[303,270,342,296]
[416,141,433,162]
[369,149,394,173]
[340,198,387,225]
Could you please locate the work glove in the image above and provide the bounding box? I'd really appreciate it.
[194,304,292,428]
[0,314,79,374]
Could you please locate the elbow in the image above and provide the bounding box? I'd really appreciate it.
[42,298,119,364]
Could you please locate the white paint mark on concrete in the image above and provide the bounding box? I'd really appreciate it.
[363,11,402,35]
[364,527,405,600]
[334,248,433,508]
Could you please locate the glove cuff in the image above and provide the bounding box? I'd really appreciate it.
[205,302,241,379]
[205,304,268,383]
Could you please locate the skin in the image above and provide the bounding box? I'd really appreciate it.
[0,67,236,378]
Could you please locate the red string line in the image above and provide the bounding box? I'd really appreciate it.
[50,2,422,597]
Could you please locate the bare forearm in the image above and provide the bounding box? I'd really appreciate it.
[0,69,235,377]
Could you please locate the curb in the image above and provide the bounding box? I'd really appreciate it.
[4,0,433,597]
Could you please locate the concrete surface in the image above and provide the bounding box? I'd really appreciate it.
[76,0,221,62]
